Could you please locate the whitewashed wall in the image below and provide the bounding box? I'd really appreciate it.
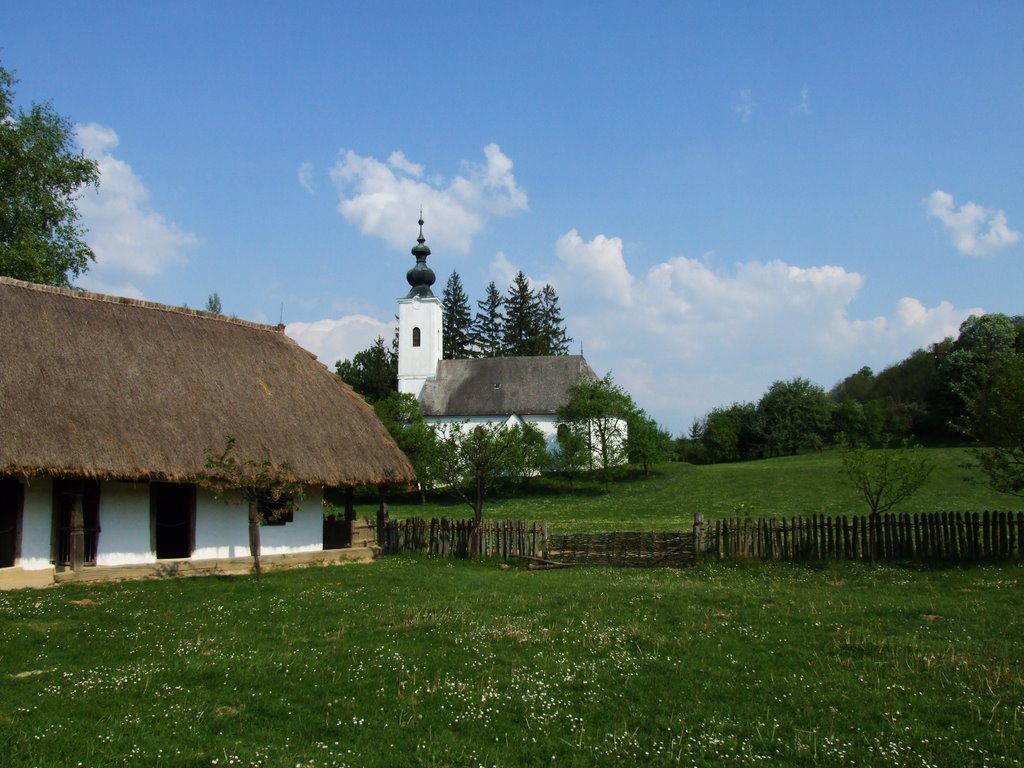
[95,482,155,565]
[194,487,324,559]
[8,478,325,570]
[18,477,54,571]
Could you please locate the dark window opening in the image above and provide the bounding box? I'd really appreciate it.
[259,496,294,526]
[0,477,23,568]
[53,479,100,566]
[412,326,421,347]
[151,483,195,559]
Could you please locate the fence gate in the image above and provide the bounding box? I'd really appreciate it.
[545,530,697,568]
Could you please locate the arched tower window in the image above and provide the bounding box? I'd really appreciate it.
[412,327,421,347]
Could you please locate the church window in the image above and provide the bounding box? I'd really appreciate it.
[412,327,421,347]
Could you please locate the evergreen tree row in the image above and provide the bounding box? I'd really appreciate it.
[442,270,572,359]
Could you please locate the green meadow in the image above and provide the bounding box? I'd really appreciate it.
[385,447,1024,531]
[1,558,1021,767]
[1,447,1022,767]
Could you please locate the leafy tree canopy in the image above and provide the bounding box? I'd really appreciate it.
[197,436,305,579]
[960,352,1024,496]
[758,377,832,456]
[335,336,397,403]
[626,409,674,476]
[558,373,634,486]
[838,437,933,516]
[0,62,99,287]
[373,391,440,502]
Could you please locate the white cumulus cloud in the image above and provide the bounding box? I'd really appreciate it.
[330,144,528,254]
[926,189,1020,256]
[286,315,395,369]
[548,229,977,433]
[555,230,634,307]
[74,123,200,281]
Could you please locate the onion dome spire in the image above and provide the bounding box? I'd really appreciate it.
[405,211,436,298]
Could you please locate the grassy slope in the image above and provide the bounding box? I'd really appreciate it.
[0,559,1021,767]
[384,447,1024,532]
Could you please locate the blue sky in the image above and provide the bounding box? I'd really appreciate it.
[5,1,1022,433]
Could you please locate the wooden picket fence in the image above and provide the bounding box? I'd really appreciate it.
[378,518,546,559]
[703,511,1024,563]
[377,511,1024,566]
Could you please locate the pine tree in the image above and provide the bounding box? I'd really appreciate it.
[442,271,474,359]
[503,271,540,356]
[537,283,571,355]
[471,281,505,358]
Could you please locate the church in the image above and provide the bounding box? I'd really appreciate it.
[395,218,598,446]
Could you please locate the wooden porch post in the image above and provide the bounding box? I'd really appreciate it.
[248,497,262,579]
[376,485,389,546]
[343,486,358,548]
[69,490,85,572]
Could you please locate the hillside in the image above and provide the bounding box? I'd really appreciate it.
[385,447,1024,532]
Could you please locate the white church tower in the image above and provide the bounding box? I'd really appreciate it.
[397,215,443,399]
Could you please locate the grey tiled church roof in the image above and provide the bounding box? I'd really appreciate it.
[420,355,597,418]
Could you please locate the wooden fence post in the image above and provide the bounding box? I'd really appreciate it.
[693,513,704,560]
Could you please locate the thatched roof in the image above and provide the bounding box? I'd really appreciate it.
[420,355,597,418]
[0,277,415,486]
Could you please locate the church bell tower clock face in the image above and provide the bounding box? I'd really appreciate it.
[397,214,443,399]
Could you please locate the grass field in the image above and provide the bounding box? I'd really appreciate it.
[1,558,1021,767]
[2,447,1022,766]
[384,447,1024,532]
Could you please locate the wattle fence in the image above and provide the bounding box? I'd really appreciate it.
[377,511,1024,566]
[546,530,695,567]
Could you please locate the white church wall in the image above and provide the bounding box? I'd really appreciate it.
[397,295,442,399]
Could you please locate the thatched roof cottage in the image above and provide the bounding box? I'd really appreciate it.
[0,277,415,587]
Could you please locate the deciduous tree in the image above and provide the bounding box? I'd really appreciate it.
[373,392,440,503]
[558,373,633,488]
[198,436,305,579]
[838,437,933,516]
[504,422,548,491]
[0,63,99,287]
[960,353,1024,496]
[432,422,517,523]
[626,409,674,476]
[758,378,831,456]
[548,423,591,491]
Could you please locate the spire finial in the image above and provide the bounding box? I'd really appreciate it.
[406,212,435,298]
